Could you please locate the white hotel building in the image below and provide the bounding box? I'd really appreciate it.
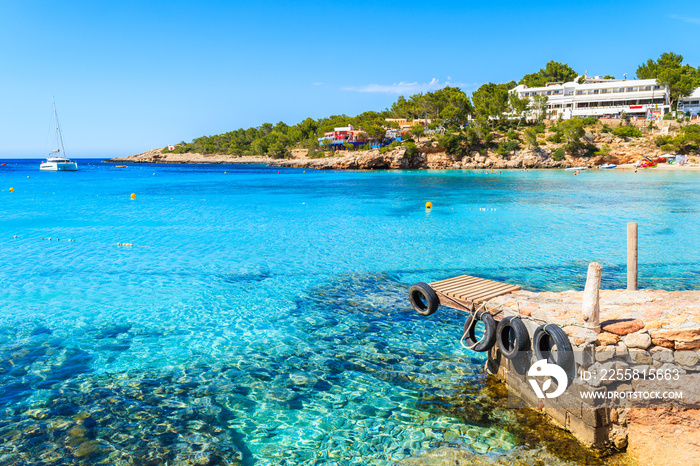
[511,77,671,120]
[677,87,700,116]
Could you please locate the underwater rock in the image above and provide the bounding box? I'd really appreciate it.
[0,368,245,465]
[73,439,112,458]
[94,323,133,339]
[0,272,624,465]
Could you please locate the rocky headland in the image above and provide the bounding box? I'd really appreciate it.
[106,142,657,170]
[106,121,698,170]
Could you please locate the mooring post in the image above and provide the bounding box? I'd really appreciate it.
[582,262,602,332]
[627,222,638,291]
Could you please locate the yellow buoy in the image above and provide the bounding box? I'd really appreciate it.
[426,202,432,209]
[130,193,136,199]
[9,187,14,192]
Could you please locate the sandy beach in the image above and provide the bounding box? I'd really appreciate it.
[617,163,700,171]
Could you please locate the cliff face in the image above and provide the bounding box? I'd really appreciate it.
[270,147,569,169]
[107,136,665,170]
[273,147,421,169]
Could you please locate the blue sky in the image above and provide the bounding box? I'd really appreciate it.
[1,0,699,158]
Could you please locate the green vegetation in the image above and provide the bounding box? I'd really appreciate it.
[530,95,549,122]
[546,129,562,144]
[523,128,539,148]
[519,61,578,87]
[438,128,483,157]
[403,141,418,158]
[495,140,520,156]
[390,86,473,125]
[168,87,476,157]
[558,119,584,143]
[506,129,520,141]
[551,148,565,161]
[637,52,700,108]
[168,112,393,157]
[557,119,597,156]
[611,126,643,139]
[655,125,700,154]
[595,144,611,157]
[475,121,494,146]
[164,53,697,160]
[378,140,402,154]
[471,82,517,125]
[409,124,425,141]
[306,147,325,159]
[507,92,530,125]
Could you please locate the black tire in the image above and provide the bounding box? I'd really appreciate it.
[533,324,574,370]
[496,316,530,359]
[463,310,497,352]
[408,282,439,316]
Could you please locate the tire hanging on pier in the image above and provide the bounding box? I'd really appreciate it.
[408,282,440,316]
[463,310,497,352]
[532,324,574,370]
[496,316,530,359]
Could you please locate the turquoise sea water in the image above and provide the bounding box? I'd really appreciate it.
[1,160,699,465]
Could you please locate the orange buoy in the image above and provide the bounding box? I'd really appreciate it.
[130,193,136,199]
[9,187,14,192]
[426,202,432,209]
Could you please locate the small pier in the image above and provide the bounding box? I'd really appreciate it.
[429,275,521,312]
[409,272,700,457]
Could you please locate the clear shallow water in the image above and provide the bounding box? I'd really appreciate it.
[0,160,698,464]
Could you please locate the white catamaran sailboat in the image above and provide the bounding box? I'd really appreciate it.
[40,97,78,171]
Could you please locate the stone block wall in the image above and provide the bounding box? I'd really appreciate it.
[486,308,700,452]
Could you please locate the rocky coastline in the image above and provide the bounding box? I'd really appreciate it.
[106,122,698,170]
[106,143,658,171]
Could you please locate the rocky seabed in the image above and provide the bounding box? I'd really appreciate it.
[0,274,596,466]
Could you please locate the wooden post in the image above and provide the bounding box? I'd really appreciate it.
[627,223,638,291]
[582,262,602,332]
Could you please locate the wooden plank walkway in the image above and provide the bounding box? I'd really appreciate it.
[429,275,521,313]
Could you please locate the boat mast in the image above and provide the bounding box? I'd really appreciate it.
[52,96,67,157]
